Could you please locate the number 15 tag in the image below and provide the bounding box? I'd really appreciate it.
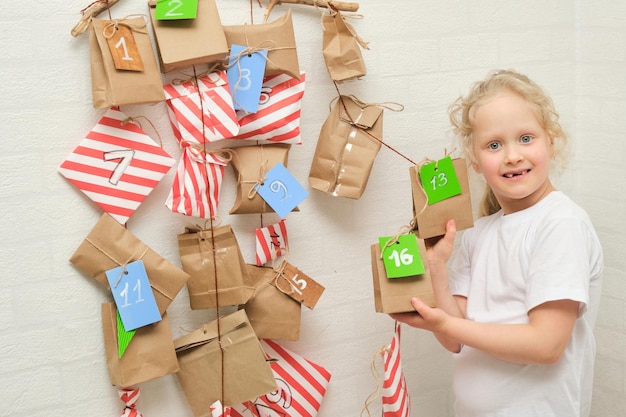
[379,234,425,278]
[419,156,462,205]
[105,260,161,331]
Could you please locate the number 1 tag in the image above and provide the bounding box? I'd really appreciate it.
[105,260,161,331]
[256,163,308,218]
[379,234,425,278]
[419,156,462,205]
[154,0,198,20]
[272,262,325,309]
[105,23,144,71]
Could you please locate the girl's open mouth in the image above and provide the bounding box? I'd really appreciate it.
[503,169,530,178]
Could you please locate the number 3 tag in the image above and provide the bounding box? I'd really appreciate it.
[419,156,462,205]
[256,163,308,218]
[105,260,161,331]
[379,234,425,278]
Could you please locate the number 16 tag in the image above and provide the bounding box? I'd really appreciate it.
[379,234,425,278]
[105,260,161,331]
[419,156,462,205]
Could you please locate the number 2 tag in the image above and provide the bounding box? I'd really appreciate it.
[256,163,308,218]
[154,0,198,20]
[379,234,425,278]
[419,156,462,205]
[105,260,161,331]
[105,23,144,71]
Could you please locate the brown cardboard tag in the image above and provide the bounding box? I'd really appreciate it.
[105,23,144,71]
[271,262,325,309]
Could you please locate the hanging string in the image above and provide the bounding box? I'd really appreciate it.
[192,64,226,408]
[332,81,417,165]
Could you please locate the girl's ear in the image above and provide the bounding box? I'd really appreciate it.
[472,161,482,173]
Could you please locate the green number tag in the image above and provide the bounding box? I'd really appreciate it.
[379,234,425,278]
[419,156,462,205]
[154,0,198,20]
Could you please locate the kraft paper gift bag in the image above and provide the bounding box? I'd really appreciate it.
[148,0,229,73]
[321,8,369,82]
[409,157,474,239]
[174,310,277,413]
[102,303,179,387]
[70,213,189,315]
[177,224,254,310]
[371,239,435,314]
[229,144,297,215]
[309,95,384,199]
[240,264,301,341]
[223,9,300,80]
[89,17,165,108]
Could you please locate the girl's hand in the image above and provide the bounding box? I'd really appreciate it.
[390,297,450,334]
[425,219,457,266]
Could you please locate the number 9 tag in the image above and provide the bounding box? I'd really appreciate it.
[379,234,425,278]
[256,163,308,218]
[105,260,161,331]
[419,156,462,205]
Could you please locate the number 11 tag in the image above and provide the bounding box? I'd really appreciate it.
[379,234,425,278]
[105,260,161,331]
[256,163,308,218]
[419,156,462,205]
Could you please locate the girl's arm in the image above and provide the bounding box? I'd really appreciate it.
[395,297,579,365]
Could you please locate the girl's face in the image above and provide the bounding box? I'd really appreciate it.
[471,92,555,214]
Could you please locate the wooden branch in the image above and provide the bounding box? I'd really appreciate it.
[71,0,122,37]
[264,0,359,22]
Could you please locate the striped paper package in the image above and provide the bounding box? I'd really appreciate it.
[255,220,288,266]
[119,388,143,417]
[163,71,239,144]
[58,107,175,224]
[382,323,410,417]
[165,146,229,219]
[231,72,305,144]
[231,339,332,417]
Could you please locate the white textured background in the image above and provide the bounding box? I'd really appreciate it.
[1,1,624,416]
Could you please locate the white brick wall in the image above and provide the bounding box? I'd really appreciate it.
[1,1,623,416]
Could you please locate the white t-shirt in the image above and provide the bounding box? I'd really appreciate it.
[448,191,603,417]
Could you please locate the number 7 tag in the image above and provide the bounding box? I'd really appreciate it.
[379,234,425,278]
[105,260,161,331]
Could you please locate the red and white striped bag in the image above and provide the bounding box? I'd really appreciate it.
[118,387,143,417]
[255,220,288,266]
[163,71,239,144]
[231,72,305,144]
[382,323,410,417]
[165,146,229,219]
[58,107,175,224]
[231,339,332,417]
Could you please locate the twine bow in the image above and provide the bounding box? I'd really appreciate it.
[379,224,413,260]
[245,159,269,199]
[102,15,148,39]
[119,387,143,417]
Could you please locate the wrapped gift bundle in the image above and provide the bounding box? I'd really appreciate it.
[223,9,300,80]
[255,220,288,266]
[70,213,189,315]
[382,323,410,417]
[409,157,474,239]
[58,107,176,225]
[163,71,239,144]
[177,224,254,310]
[309,95,384,199]
[322,8,369,82]
[174,310,277,413]
[148,0,229,73]
[230,72,306,144]
[165,146,230,219]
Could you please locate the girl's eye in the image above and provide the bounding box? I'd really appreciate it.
[520,135,533,143]
[488,142,500,150]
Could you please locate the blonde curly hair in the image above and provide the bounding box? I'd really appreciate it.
[448,70,569,216]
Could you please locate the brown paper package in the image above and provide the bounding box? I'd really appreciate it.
[321,10,367,81]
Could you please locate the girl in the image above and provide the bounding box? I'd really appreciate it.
[391,70,603,417]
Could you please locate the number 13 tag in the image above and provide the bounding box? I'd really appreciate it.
[379,234,425,278]
[419,156,462,205]
[256,163,308,218]
[105,260,161,331]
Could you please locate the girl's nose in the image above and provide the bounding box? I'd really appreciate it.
[504,145,524,164]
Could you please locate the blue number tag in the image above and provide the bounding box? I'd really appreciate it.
[256,163,308,218]
[105,260,161,331]
[227,44,268,114]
